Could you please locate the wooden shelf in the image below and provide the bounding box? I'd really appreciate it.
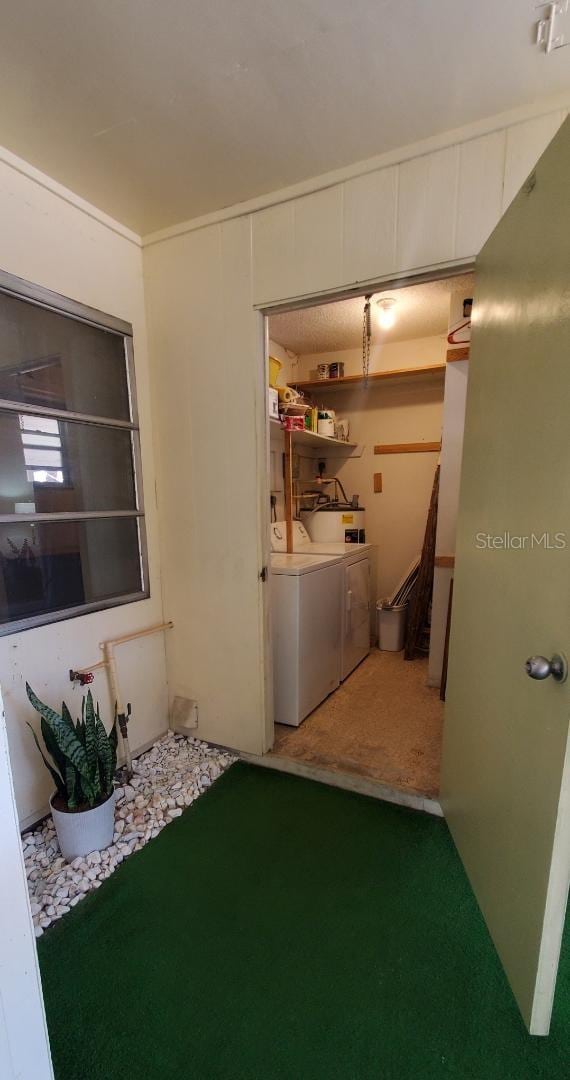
[291,363,446,392]
[446,347,470,363]
[270,417,357,451]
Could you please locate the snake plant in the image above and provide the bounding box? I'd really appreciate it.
[27,684,118,810]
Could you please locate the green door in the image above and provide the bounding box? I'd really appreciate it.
[441,117,570,1036]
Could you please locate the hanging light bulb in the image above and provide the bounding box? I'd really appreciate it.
[376,297,397,330]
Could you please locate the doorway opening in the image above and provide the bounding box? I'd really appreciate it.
[263,270,473,807]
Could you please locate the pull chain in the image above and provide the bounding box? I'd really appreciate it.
[362,294,372,384]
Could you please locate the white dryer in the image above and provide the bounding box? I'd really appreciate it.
[271,522,373,680]
[270,552,343,726]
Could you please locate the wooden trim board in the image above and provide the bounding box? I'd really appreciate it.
[447,347,470,362]
[435,555,455,568]
[374,441,441,455]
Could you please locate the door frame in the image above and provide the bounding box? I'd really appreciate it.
[256,260,475,753]
[0,686,54,1079]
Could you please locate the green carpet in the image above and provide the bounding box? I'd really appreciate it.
[39,763,569,1080]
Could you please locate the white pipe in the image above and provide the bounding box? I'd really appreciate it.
[72,621,173,775]
[106,638,133,775]
[103,642,124,715]
[73,621,174,675]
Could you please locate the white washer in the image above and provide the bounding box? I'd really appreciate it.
[271,552,343,727]
[271,521,373,680]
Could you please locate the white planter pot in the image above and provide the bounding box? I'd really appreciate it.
[50,789,116,862]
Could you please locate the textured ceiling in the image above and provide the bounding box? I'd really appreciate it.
[0,3,569,233]
[269,274,475,355]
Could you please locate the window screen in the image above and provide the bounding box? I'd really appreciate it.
[0,272,148,634]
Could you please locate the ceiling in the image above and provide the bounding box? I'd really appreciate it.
[1,3,569,234]
[269,274,474,354]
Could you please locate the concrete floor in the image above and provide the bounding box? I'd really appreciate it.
[270,650,444,798]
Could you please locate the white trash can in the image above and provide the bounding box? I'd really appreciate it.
[377,601,408,652]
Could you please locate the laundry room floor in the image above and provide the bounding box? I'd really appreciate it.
[270,651,444,798]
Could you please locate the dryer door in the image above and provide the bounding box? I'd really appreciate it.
[342,557,370,681]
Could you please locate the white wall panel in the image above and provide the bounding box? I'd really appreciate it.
[1,691,54,1079]
[166,100,570,313]
[251,113,568,308]
[502,111,567,211]
[143,102,569,760]
[342,166,397,285]
[396,146,459,271]
[144,218,267,755]
[252,201,295,305]
[456,132,506,258]
[0,159,167,826]
[292,185,344,297]
[220,216,270,747]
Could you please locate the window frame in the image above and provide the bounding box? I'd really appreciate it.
[19,413,70,489]
[0,268,149,636]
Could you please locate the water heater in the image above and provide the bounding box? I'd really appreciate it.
[304,507,366,544]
